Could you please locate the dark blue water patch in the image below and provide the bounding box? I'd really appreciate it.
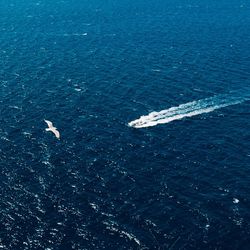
[0,0,250,249]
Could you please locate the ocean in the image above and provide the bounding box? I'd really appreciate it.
[0,0,250,249]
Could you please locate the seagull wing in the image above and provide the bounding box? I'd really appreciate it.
[44,119,53,128]
[52,128,60,139]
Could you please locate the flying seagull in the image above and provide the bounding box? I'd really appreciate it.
[44,120,60,139]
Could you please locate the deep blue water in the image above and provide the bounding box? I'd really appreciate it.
[0,0,250,249]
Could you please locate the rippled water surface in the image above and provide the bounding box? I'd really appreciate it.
[0,0,250,249]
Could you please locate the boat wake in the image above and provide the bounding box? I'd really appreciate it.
[128,93,248,128]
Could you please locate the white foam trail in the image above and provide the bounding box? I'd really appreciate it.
[128,94,248,128]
